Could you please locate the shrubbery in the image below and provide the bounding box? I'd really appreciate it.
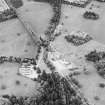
[83,11,99,20]
[65,34,92,46]
[85,50,105,79]
[1,71,85,105]
[10,0,23,8]
[0,8,17,22]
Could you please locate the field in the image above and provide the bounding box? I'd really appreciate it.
[0,17,39,97]
[0,0,105,105]
[61,1,105,44]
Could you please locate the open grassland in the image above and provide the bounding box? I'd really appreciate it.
[17,1,53,37]
[51,30,105,105]
[0,0,53,98]
[0,18,40,97]
[49,1,105,104]
[0,0,105,105]
[60,1,105,44]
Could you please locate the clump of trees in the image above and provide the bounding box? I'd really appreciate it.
[1,70,85,105]
[65,34,92,46]
[95,60,105,78]
[85,50,100,62]
[85,50,105,62]
[0,8,17,22]
[83,11,99,20]
[10,0,23,8]
[85,50,105,79]
[35,71,66,105]
[95,0,105,2]
[44,0,62,41]
[0,56,37,65]
[34,71,84,105]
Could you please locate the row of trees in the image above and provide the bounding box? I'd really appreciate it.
[85,50,105,62]
[63,0,91,8]
[0,8,17,22]
[44,0,62,42]
[0,56,37,65]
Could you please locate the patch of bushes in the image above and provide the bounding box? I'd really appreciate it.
[95,60,105,78]
[0,8,17,22]
[65,34,92,46]
[85,50,105,79]
[96,0,105,2]
[10,0,23,8]
[44,0,62,42]
[0,56,36,65]
[83,11,99,20]
[85,50,105,62]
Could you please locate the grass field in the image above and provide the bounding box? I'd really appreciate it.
[0,0,105,105]
[50,1,105,104]
[0,17,39,97]
[60,1,105,44]
[51,33,105,105]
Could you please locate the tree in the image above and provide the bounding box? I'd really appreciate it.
[10,0,23,8]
